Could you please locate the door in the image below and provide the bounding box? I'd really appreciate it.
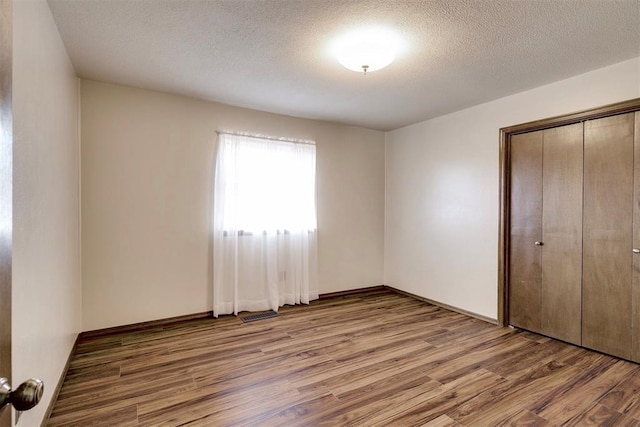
[540,123,583,344]
[633,112,640,362]
[0,0,12,425]
[583,113,635,360]
[509,130,543,334]
[0,3,43,421]
[509,125,583,344]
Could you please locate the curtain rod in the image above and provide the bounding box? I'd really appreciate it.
[216,130,315,146]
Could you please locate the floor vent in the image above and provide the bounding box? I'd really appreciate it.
[241,311,279,323]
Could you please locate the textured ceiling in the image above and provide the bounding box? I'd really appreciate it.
[47,0,640,131]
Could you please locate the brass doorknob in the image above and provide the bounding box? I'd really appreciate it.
[633,248,640,254]
[534,241,543,246]
[0,377,44,412]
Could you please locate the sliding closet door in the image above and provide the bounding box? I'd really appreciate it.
[509,131,543,333]
[583,113,635,360]
[633,112,640,362]
[540,123,583,344]
[509,125,583,343]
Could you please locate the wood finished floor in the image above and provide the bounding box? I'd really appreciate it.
[48,289,640,426]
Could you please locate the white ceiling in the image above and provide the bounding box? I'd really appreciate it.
[47,0,640,131]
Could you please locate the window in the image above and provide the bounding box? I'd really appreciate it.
[212,132,319,317]
[214,133,316,234]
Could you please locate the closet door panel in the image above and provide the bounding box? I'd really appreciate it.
[541,123,583,345]
[583,113,634,360]
[509,131,543,332]
[633,112,640,362]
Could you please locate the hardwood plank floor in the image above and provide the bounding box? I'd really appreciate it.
[47,289,640,426]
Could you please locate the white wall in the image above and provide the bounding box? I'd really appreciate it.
[385,57,640,321]
[81,80,385,331]
[12,0,81,425]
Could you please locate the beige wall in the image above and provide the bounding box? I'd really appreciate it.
[12,0,81,425]
[81,80,385,331]
[385,57,640,320]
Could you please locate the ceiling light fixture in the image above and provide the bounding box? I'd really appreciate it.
[332,27,401,75]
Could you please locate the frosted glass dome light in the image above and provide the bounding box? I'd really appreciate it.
[333,28,400,74]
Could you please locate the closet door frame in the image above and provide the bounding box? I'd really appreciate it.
[498,98,640,327]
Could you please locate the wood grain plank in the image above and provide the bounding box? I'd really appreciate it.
[46,290,640,427]
[420,414,462,427]
[365,369,505,426]
[449,360,582,425]
[564,403,639,426]
[599,371,640,420]
[533,359,638,424]
[494,409,551,426]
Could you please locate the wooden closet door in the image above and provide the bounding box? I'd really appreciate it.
[509,131,543,333]
[583,113,635,360]
[633,112,640,362]
[541,123,583,345]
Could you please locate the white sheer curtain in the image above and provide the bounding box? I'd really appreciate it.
[212,132,319,317]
